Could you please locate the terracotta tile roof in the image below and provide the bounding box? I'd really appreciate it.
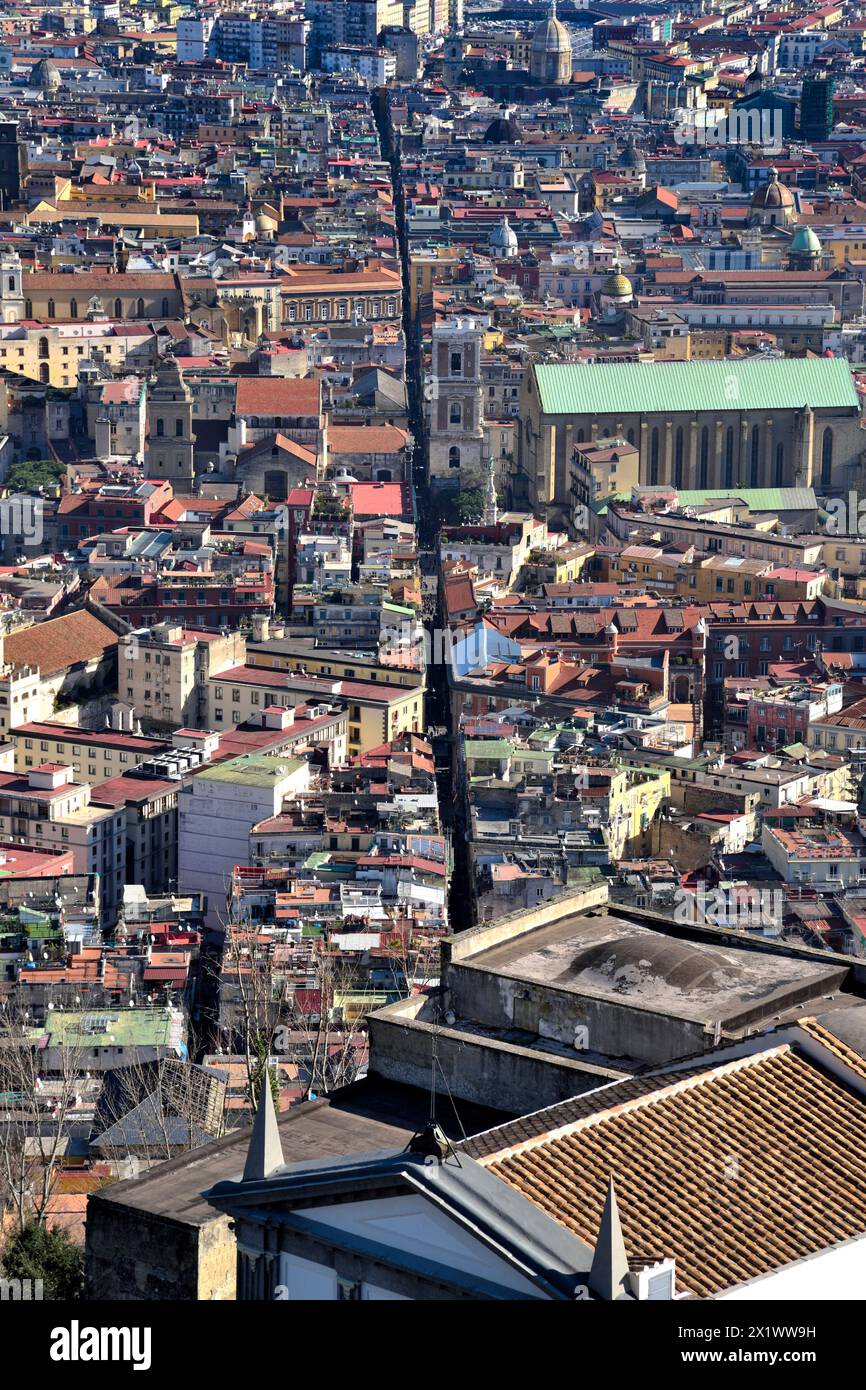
[798,1016,866,1081]
[3,609,119,677]
[472,1045,866,1297]
[235,376,320,418]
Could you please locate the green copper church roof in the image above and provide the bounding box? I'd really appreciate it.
[534,357,858,417]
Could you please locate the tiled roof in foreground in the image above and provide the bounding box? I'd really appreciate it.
[472,1043,866,1298]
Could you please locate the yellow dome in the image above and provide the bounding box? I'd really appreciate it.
[603,272,632,298]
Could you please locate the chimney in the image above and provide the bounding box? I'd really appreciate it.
[95,416,112,460]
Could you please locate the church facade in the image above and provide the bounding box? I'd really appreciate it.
[514,357,866,525]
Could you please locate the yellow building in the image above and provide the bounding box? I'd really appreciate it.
[246,639,424,691]
[21,271,184,323]
[280,264,402,329]
[205,664,424,756]
[0,319,159,388]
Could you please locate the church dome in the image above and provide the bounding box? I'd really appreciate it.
[532,13,572,56]
[751,168,794,210]
[484,111,523,144]
[32,58,61,91]
[790,225,821,253]
[602,270,632,299]
[489,217,519,256]
[530,0,573,85]
[617,141,646,173]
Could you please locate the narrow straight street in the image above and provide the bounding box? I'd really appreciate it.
[373,87,472,930]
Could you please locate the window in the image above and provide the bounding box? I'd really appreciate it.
[775,442,785,486]
[450,351,462,375]
[750,425,760,487]
[724,426,734,487]
[38,337,48,358]
[650,427,659,486]
[699,425,709,488]
[114,298,122,318]
[47,299,55,318]
[69,298,78,319]
[156,418,164,436]
[176,419,183,436]
[161,298,169,316]
[821,427,833,486]
[449,445,460,469]
[136,298,145,317]
[449,401,462,425]
[674,426,684,489]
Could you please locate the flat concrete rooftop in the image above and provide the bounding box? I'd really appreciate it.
[470,911,846,1025]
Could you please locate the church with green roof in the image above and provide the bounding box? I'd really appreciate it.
[514,355,865,525]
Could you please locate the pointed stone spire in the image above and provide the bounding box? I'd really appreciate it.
[243,1076,284,1182]
[588,1177,630,1300]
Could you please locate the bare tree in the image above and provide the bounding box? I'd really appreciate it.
[0,1008,86,1237]
[90,1056,226,1176]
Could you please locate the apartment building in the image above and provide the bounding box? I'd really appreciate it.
[121,624,247,732]
[0,763,125,920]
[205,665,424,756]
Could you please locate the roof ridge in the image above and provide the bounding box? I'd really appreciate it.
[477,1044,792,1167]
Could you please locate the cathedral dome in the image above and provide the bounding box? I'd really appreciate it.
[602,270,632,299]
[484,112,523,144]
[617,141,646,173]
[790,225,821,253]
[751,168,794,210]
[31,58,61,91]
[529,0,573,85]
[489,217,519,257]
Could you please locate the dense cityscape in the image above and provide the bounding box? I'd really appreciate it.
[0,0,863,1335]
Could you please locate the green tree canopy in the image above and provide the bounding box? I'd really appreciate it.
[1,1222,84,1300]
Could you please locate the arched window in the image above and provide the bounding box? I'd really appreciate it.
[750,425,760,487]
[69,298,77,319]
[626,427,635,446]
[775,442,785,486]
[650,427,659,485]
[724,426,734,487]
[449,446,460,469]
[39,362,49,383]
[699,425,709,488]
[24,300,32,318]
[38,337,48,358]
[263,470,288,501]
[47,299,54,318]
[114,298,122,318]
[161,298,169,317]
[576,429,585,444]
[674,426,684,489]
[449,401,462,425]
[821,427,833,486]
[136,298,145,318]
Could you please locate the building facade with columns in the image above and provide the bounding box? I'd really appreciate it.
[515,357,865,526]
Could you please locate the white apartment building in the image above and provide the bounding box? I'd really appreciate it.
[178,753,311,932]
